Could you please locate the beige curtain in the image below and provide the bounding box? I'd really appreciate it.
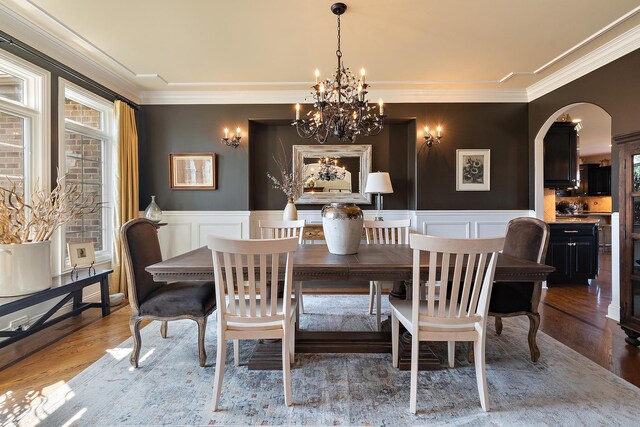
[111,100,139,296]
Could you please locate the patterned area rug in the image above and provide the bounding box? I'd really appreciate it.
[11,295,640,426]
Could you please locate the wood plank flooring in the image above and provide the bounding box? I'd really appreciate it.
[1,250,639,421]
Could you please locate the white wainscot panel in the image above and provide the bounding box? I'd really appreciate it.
[475,221,510,238]
[157,211,250,257]
[423,221,471,238]
[416,210,533,239]
[158,223,191,259]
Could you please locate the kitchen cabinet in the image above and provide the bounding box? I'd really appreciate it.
[544,122,578,189]
[615,131,640,346]
[545,222,599,284]
[588,165,611,196]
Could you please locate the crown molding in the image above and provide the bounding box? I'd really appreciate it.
[0,2,140,103]
[526,23,640,101]
[140,88,529,105]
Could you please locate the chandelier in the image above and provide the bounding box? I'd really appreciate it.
[308,157,346,181]
[293,2,385,144]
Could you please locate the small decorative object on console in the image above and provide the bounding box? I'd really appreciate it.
[144,195,163,222]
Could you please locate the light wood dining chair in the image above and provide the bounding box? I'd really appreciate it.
[363,219,410,330]
[258,219,306,314]
[207,235,299,410]
[390,234,504,413]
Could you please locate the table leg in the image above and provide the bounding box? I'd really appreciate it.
[100,275,110,316]
[72,290,83,314]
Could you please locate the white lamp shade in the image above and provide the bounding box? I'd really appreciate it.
[365,172,393,194]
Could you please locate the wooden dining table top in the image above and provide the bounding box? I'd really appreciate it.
[146,244,554,283]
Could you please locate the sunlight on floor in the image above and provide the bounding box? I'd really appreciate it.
[61,407,86,427]
[106,347,133,361]
[128,348,155,371]
[0,381,75,426]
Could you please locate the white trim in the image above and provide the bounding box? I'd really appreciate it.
[0,2,140,103]
[527,23,640,101]
[607,212,621,322]
[57,78,115,273]
[139,89,530,105]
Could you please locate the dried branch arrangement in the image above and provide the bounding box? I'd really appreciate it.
[266,141,302,200]
[0,175,102,244]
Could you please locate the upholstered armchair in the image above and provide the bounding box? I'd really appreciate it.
[121,218,216,368]
[489,217,550,362]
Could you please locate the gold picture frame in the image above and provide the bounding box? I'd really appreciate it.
[169,152,217,190]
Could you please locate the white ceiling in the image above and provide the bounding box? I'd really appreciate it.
[1,0,640,103]
[562,104,612,157]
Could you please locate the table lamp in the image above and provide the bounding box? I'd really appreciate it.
[364,172,393,221]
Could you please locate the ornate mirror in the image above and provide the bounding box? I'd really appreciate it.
[293,145,372,204]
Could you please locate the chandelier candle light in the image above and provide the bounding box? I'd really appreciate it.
[364,172,393,221]
[293,3,385,143]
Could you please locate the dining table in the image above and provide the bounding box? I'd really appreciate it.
[146,244,554,370]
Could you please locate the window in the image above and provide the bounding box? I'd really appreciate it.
[0,51,49,201]
[59,80,114,266]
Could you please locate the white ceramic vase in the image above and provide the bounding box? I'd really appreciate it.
[283,198,298,221]
[0,241,52,297]
[321,202,363,255]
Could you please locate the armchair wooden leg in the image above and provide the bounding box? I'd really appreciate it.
[527,313,541,362]
[391,312,399,368]
[473,330,489,412]
[129,317,142,368]
[196,317,207,367]
[282,330,292,406]
[495,317,503,335]
[160,320,168,338]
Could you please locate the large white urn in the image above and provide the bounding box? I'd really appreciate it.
[321,202,363,255]
[0,241,52,297]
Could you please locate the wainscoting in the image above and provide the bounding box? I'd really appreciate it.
[156,210,534,256]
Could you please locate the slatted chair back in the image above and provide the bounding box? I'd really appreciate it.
[259,220,306,244]
[410,234,504,329]
[207,236,299,329]
[363,219,410,245]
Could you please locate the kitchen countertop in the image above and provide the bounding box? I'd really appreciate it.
[556,212,612,217]
[547,217,601,224]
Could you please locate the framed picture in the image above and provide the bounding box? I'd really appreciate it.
[456,149,490,191]
[169,153,216,190]
[67,242,96,267]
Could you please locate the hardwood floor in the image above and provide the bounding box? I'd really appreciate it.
[1,250,639,421]
[538,251,640,387]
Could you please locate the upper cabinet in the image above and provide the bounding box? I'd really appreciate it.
[544,122,579,189]
[574,164,612,196]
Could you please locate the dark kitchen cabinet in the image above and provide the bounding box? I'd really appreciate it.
[544,122,579,189]
[545,222,599,284]
[615,131,640,346]
[588,165,611,196]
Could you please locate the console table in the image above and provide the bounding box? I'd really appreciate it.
[0,269,112,349]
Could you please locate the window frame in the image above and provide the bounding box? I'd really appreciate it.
[58,78,114,271]
[0,50,50,206]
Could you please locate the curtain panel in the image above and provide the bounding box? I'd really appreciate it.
[112,100,139,296]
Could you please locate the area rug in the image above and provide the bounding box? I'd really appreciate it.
[10,295,640,426]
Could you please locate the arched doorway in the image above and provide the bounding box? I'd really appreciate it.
[533,102,618,322]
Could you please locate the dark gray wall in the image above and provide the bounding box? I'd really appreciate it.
[140,102,529,211]
[529,48,640,210]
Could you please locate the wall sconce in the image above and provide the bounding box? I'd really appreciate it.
[221,127,241,148]
[423,125,443,148]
